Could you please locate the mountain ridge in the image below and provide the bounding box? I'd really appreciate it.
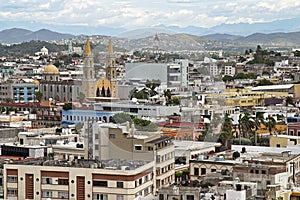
[0,28,74,44]
[1,17,300,36]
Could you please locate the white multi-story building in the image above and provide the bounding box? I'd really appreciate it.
[224,65,236,76]
[4,158,155,200]
[167,59,189,90]
[209,63,219,77]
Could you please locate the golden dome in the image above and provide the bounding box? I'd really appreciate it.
[44,64,59,74]
[32,80,40,84]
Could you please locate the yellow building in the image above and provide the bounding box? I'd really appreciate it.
[270,135,300,148]
[206,87,289,107]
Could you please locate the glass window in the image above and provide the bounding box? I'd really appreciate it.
[109,134,115,139]
[135,145,142,151]
[7,176,17,183]
[93,180,108,187]
[117,181,123,188]
[117,195,124,200]
[42,190,52,198]
[58,179,69,185]
[7,189,17,197]
[194,167,199,176]
[93,194,108,200]
[41,177,52,184]
[58,191,68,199]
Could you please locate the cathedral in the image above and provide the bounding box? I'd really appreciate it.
[40,39,118,103]
[82,39,118,99]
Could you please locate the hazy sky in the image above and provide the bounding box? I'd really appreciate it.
[1,0,300,29]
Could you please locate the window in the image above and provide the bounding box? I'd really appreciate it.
[117,195,124,200]
[95,134,99,139]
[42,190,52,198]
[194,167,199,176]
[94,194,108,200]
[159,194,164,200]
[201,168,206,175]
[95,145,99,150]
[109,134,115,139]
[58,179,69,185]
[211,168,216,172]
[144,188,149,195]
[135,145,143,151]
[58,191,68,199]
[93,180,108,187]
[117,181,124,188]
[7,176,17,183]
[186,195,194,200]
[42,177,52,184]
[290,130,294,135]
[7,189,17,197]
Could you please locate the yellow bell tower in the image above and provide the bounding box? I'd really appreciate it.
[105,39,118,97]
[82,39,96,98]
[95,39,118,98]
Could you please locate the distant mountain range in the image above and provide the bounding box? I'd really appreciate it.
[0,28,74,44]
[2,17,300,37]
[2,27,300,51]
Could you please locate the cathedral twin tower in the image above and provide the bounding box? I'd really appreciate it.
[82,39,118,99]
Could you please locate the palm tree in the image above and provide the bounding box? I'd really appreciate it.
[265,115,276,135]
[219,114,234,149]
[240,113,255,138]
[253,113,265,145]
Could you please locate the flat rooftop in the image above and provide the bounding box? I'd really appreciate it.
[8,158,151,170]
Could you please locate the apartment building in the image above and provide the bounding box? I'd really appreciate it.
[4,158,155,200]
[90,122,175,191]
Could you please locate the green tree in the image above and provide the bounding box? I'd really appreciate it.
[265,115,276,135]
[132,117,158,132]
[35,91,43,102]
[62,103,75,111]
[219,114,233,149]
[253,113,265,145]
[163,89,172,102]
[286,96,296,107]
[145,79,161,97]
[5,98,14,103]
[222,75,234,82]
[111,113,133,124]
[240,113,255,138]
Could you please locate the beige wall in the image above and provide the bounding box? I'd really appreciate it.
[4,161,154,200]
